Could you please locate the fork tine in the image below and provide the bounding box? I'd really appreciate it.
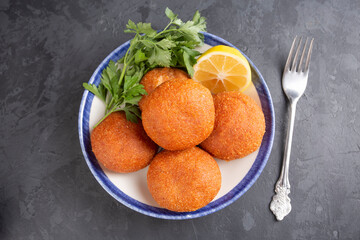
[304,38,314,72]
[291,37,303,71]
[284,36,298,71]
[298,37,309,72]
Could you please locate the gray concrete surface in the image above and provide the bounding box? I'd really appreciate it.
[1,0,360,239]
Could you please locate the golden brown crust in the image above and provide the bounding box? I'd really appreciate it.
[90,112,158,173]
[139,68,189,110]
[142,79,215,151]
[200,91,265,160]
[147,147,221,212]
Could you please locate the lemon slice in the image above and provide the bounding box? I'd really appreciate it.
[193,45,251,94]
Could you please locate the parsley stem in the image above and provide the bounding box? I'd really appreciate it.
[118,35,138,86]
[106,97,115,114]
[94,104,119,128]
[118,54,136,87]
[160,29,178,35]
[105,93,111,112]
[118,63,127,86]
[154,20,174,38]
[140,39,156,45]
[118,51,131,86]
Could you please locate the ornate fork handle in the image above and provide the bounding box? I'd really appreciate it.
[270,180,291,221]
[270,101,297,221]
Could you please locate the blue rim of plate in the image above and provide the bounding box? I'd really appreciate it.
[78,32,275,220]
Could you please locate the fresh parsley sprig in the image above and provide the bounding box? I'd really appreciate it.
[83,8,206,127]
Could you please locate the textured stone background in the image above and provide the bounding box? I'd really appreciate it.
[1,0,360,239]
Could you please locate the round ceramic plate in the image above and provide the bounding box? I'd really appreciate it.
[78,32,275,220]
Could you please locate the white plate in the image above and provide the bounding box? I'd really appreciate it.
[78,32,275,219]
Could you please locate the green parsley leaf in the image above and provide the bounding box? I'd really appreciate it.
[123,105,142,123]
[124,109,138,123]
[157,38,177,49]
[125,84,147,99]
[182,51,193,76]
[148,46,172,66]
[165,7,176,21]
[83,83,106,102]
[124,95,143,105]
[127,19,137,29]
[134,50,148,63]
[136,22,157,36]
[124,75,140,91]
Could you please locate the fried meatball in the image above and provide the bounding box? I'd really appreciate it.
[139,67,189,110]
[142,79,215,151]
[200,91,265,160]
[147,147,221,212]
[91,112,158,173]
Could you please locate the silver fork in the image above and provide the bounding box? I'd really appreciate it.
[270,36,314,221]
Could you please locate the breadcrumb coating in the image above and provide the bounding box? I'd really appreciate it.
[139,68,189,110]
[147,147,221,212]
[200,91,265,160]
[142,79,215,151]
[91,112,158,173]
